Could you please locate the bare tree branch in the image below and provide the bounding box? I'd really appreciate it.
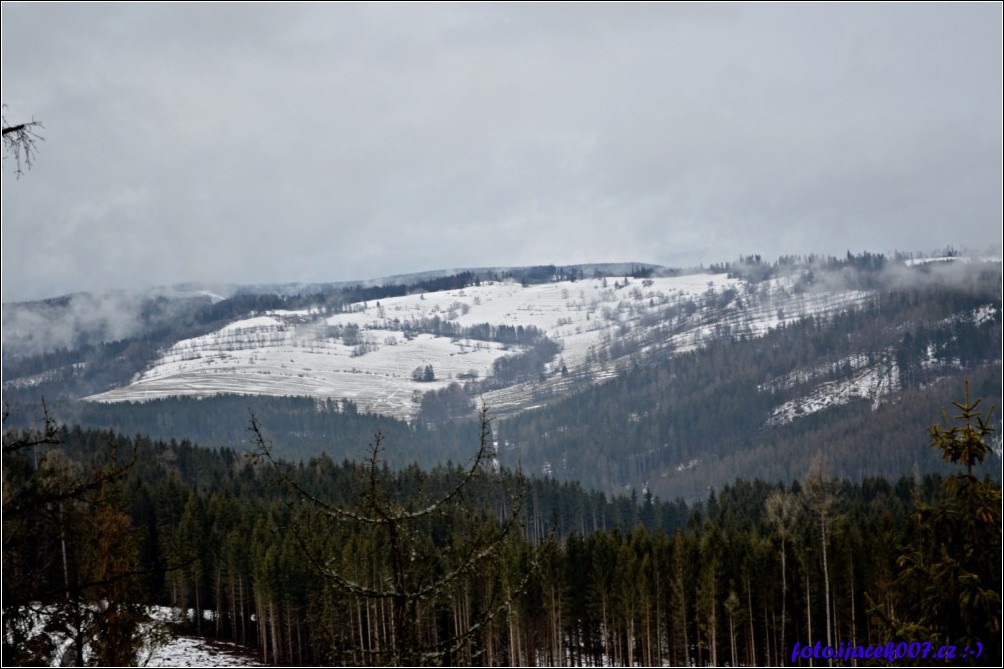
[248,405,500,525]
[2,104,45,177]
[248,403,528,664]
[2,405,139,521]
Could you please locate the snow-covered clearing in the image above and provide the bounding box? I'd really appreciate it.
[86,272,875,419]
[137,606,265,667]
[142,635,264,667]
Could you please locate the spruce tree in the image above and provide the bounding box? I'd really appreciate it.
[895,382,1002,664]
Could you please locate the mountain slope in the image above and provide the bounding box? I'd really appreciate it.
[3,254,1000,498]
[81,270,876,420]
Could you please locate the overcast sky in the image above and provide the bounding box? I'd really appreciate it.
[2,3,1001,302]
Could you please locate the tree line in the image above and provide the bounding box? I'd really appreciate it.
[4,390,999,666]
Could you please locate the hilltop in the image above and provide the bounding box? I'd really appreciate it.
[3,253,1000,498]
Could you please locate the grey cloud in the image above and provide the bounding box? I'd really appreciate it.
[2,3,1001,302]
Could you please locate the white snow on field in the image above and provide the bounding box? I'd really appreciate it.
[219,315,285,332]
[86,272,875,419]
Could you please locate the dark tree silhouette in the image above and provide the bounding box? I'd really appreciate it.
[884,383,1002,665]
[2,105,44,177]
[2,404,148,666]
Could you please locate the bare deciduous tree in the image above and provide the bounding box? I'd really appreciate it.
[804,451,838,664]
[765,487,799,656]
[2,105,44,177]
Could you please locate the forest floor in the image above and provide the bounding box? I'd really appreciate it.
[143,634,264,667]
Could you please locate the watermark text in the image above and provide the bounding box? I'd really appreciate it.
[791,640,984,663]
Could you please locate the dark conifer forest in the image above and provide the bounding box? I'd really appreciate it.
[3,386,1001,666]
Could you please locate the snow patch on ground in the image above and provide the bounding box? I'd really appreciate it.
[5,605,264,668]
[972,304,999,326]
[142,635,264,667]
[137,606,265,666]
[766,356,900,426]
[219,315,286,332]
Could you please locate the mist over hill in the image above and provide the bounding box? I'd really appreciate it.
[3,252,1000,498]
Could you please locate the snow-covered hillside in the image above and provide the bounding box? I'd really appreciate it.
[86,271,876,419]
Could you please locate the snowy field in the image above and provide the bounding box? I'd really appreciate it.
[86,272,876,419]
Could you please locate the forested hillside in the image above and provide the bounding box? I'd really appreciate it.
[3,392,1000,666]
[499,273,1002,497]
[6,255,997,499]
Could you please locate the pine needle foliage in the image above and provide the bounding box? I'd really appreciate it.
[894,382,1002,664]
